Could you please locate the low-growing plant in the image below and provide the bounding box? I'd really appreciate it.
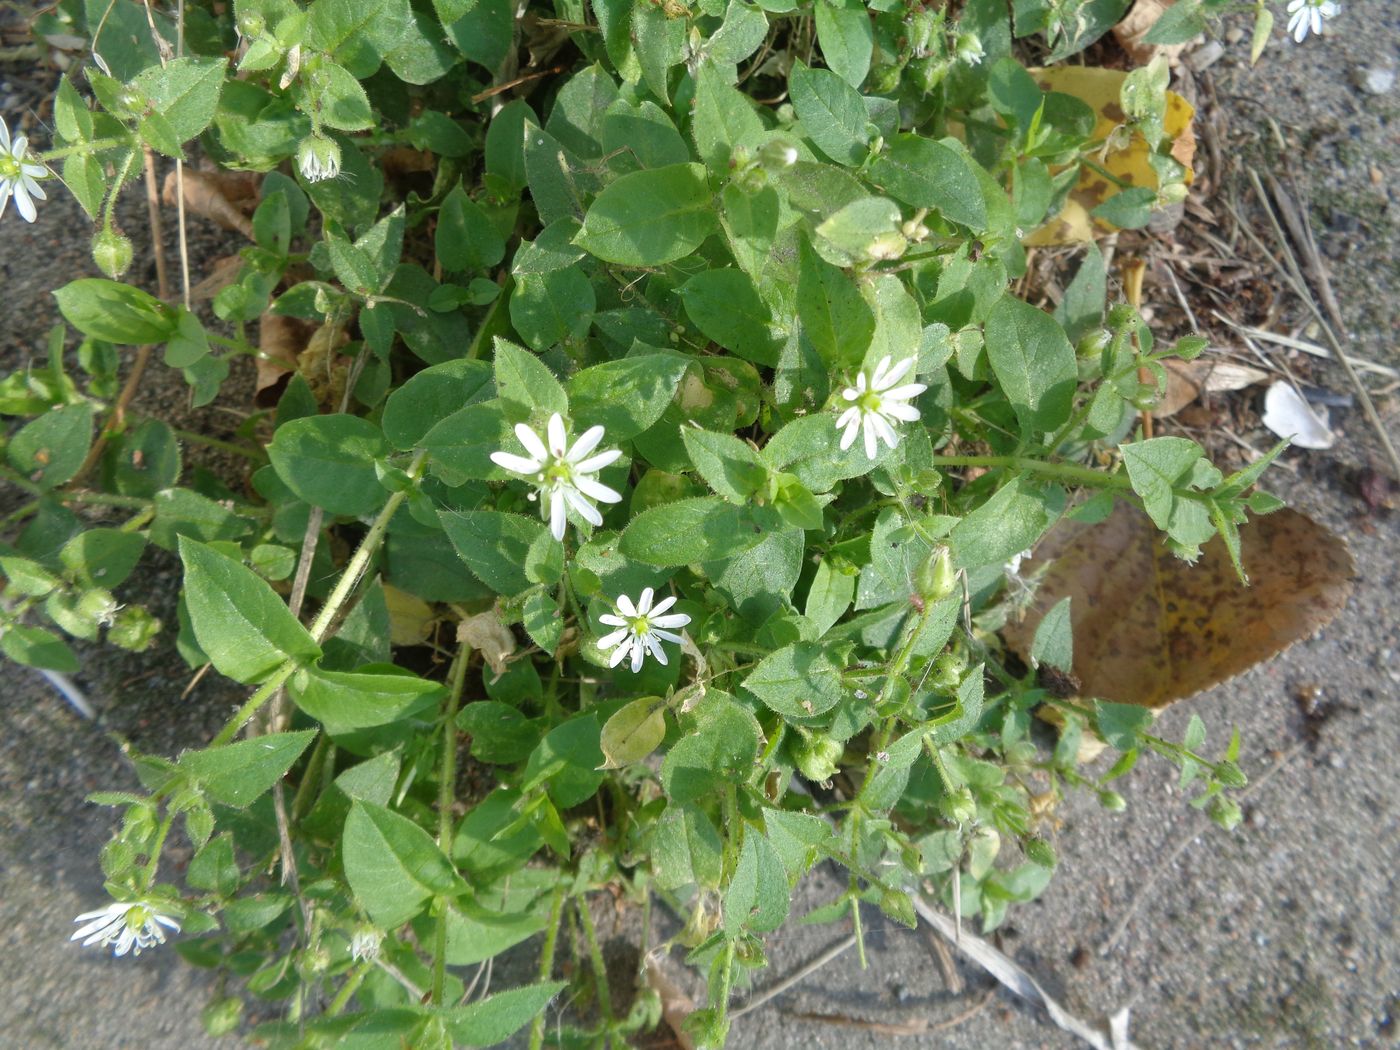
[0,0,1323,1044]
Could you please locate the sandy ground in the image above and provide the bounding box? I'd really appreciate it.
[1,3,1397,1047]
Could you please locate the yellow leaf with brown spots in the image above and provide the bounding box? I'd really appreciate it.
[1004,503,1354,708]
[1024,66,1196,246]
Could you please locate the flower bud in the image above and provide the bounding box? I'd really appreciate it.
[926,650,964,692]
[1075,329,1111,359]
[297,133,341,184]
[1098,789,1127,812]
[1207,795,1242,830]
[237,12,266,38]
[914,545,956,603]
[91,228,134,278]
[955,31,985,66]
[864,231,907,262]
[793,733,844,783]
[728,144,753,171]
[202,996,244,1037]
[940,785,977,825]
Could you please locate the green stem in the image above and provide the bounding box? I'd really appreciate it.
[140,810,176,890]
[528,884,568,1050]
[38,136,130,161]
[290,733,331,821]
[431,898,449,1005]
[930,454,1132,490]
[170,426,265,461]
[209,452,426,746]
[101,149,139,230]
[0,465,154,509]
[326,962,370,1016]
[577,895,614,1029]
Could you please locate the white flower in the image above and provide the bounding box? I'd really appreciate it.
[490,412,623,541]
[1286,0,1339,42]
[71,900,181,957]
[297,133,341,183]
[597,587,690,673]
[350,928,382,963]
[0,116,48,223]
[835,355,927,459]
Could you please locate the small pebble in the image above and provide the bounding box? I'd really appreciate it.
[1359,68,1396,96]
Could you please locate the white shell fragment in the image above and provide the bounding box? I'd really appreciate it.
[1261,381,1336,450]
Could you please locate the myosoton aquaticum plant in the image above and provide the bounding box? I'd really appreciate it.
[0,0,1312,1044]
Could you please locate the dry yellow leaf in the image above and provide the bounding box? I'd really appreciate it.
[383,583,436,647]
[1004,504,1354,708]
[1025,67,1196,246]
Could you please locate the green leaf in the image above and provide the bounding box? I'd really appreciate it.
[1119,436,1204,530]
[306,59,375,130]
[703,0,768,67]
[764,412,894,492]
[509,267,595,351]
[1,624,79,672]
[54,279,178,344]
[343,800,465,928]
[567,353,690,440]
[306,0,413,77]
[133,57,226,143]
[949,477,1058,571]
[421,401,514,482]
[986,57,1043,129]
[291,667,444,734]
[984,294,1077,435]
[678,268,779,366]
[522,713,604,807]
[631,1,686,101]
[814,0,873,87]
[724,830,790,934]
[575,163,716,267]
[1030,597,1073,672]
[690,60,764,172]
[60,528,145,588]
[681,428,768,503]
[796,236,874,368]
[619,496,765,566]
[179,730,316,807]
[492,338,568,417]
[7,403,94,490]
[437,184,507,272]
[178,537,321,683]
[443,982,567,1047]
[1092,187,1158,230]
[708,526,804,623]
[651,804,724,890]
[868,136,987,230]
[267,415,390,517]
[1054,243,1106,345]
[743,641,845,720]
[457,701,539,764]
[804,557,855,636]
[1143,1,1208,44]
[1094,701,1155,751]
[103,418,182,497]
[382,358,493,450]
[660,696,761,803]
[440,509,548,596]
[599,697,666,769]
[789,59,869,165]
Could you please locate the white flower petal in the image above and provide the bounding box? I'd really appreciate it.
[637,587,654,614]
[645,635,667,665]
[514,423,549,462]
[0,117,10,151]
[650,595,677,615]
[562,486,603,526]
[651,629,685,644]
[630,642,645,673]
[546,413,568,457]
[608,640,633,667]
[566,425,606,462]
[491,451,543,474]
[862,415,878,459]
[882,382,927,401]
[597,627,630,649]
[20,173,45,200]
[882,400,922,423]
[871,412,900,449]
[840,387,860,401]
[573,475,622,504]
[651,613,690,629]
[839,414,861,451]
[615,594,637,616]
[598,613,628,627]
[12,134,27,156]
[549,491,567,540]
[876,357,915,389]
[13,182,34,222]
[574,449,623,475]
[871,355,893,388]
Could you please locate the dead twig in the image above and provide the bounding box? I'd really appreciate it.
[729,933,857,1020]
[787,988,995,1036]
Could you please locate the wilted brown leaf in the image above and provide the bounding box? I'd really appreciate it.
[1004,503,1354,708]
[189,254,245,302]
[458,609,517,677]
[1156,358,1269,418]
[1113,0,1194,66]
[1025,67,1196,246]
[162,169,257,238]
